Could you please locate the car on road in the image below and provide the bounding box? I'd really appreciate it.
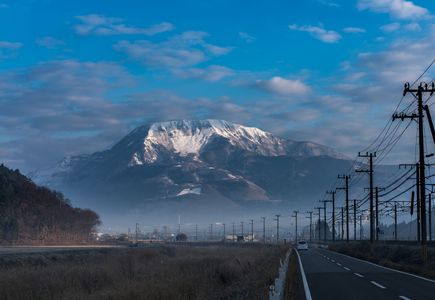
[297,240,308,250]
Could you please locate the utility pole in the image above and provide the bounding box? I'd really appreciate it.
[394,203,398,241]
[306,211,313,242]
[374,187,385,240]
[195,224,198,241]
[262,217,266,243]
[356,152,376,243]
[320,200,331,241]
[353,199,357,240]
[327,191,336,241]
[341,207,344,239]
[240,221,244,240]
[417,164,421,242]
[223,223,226,241]
[293,211,299,243]
[275,215,280,243]
[359,213,363,240]
[399,163,422,241]
[365,186,385,241]
[376,187,379,241]
[429,194,432,241]
[393,82,435,259]
[135,223,139,243]
[250,219,254,242]
[232,222,235,242]
[315,207,322,240]
[338,175,351,242]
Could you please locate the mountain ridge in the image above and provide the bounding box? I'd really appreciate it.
[30,119,358,228]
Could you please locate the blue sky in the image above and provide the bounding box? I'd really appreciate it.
[1,0,435,171]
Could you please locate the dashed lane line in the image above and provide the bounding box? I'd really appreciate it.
[370,281,386,289]
[354,272,364,278]
[344,267,350,271]
[398,296,411,300]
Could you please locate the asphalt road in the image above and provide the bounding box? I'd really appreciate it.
[298,247,435,300]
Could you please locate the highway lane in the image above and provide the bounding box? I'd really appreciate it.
[298,247,435,300]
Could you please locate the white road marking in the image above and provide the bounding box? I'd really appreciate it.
[370,281,386,289]
[295,249,313,300]
[354,272,364,278]
[337,263,342,266]
[398,296,411,300]
[331,259,335,262]
[344,267,350,271]
[320,248,435,284]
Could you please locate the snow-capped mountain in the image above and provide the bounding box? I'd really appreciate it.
[107,119,345,167]
[32,119,356,225]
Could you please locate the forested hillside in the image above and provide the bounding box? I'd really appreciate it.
[0,164,100,245]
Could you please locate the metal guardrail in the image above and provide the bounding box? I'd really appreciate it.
[269,248,291,300]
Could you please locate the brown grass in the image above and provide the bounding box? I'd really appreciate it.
[284,250,301,300]
[0,244,288,300]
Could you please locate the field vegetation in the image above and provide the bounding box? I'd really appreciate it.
[0,244,289,300]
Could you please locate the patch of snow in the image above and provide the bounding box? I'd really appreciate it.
[227,173,239,179]
[176,187,202,196]
[128,153,143,166]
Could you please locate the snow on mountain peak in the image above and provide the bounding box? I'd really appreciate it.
[128,119,288,165]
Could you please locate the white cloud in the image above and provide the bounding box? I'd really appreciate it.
[404,22,421,31]
[0,41,22,60]
[74,14,174,36]
[203,43,232,55]
[343,27,366,33]
[173,65,235,82]
[357,0,429,20]
[114,40,205,67]
[0,41,22,49]
[239,32,256,43]
[380,22,401,32]
[36,37,65,49]
[114,31,232,77]
[289,24,341,43]
[317,0,340,7]
[255,77,311,96]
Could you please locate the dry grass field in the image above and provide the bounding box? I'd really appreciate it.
[0,244,288,300]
